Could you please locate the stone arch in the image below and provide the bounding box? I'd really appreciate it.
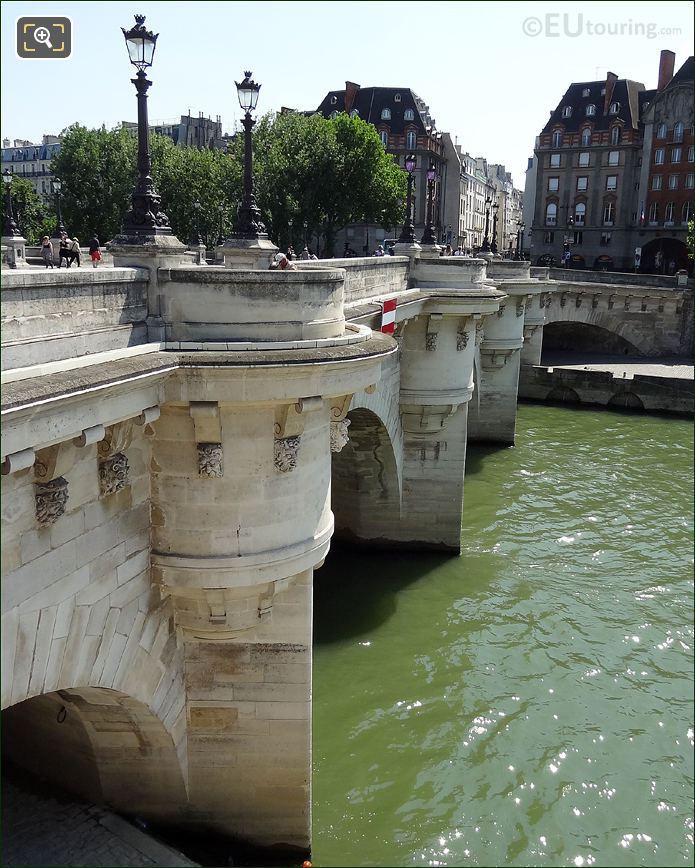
[607,391,645,410]
[2,686,188,823]
[331,407,401,547]
[546,386,581,404]
[541,320,642,358]
[640,237,690,275]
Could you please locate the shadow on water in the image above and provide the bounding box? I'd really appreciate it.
[314,542,454,644]
[464,443,505,476]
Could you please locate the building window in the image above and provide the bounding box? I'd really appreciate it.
[544,231,555,243]
[600,232,612,246]
[330,110,338,119]
[545,202,557,226]
[579,152,590,167]
[586,104,596,116]
[548,177,559,192]
[552,130,563,148]
[380,108,391,121]
[406,130,417,150]
[665,202,675,223]
[394,93,401,103]
[576,176,588,191]
[404,109,414,121]
[573,231,583,245]
[574,202,586,226]
[668,174,678,189]
[606,175,617,191]
[656,122,667,138]
[582,87,591,97]
[379,130,388,147]
[651,175,662,190]
[683,202,692,223]
[609,102,620,115]
[685,173,695,189]
[562,106,572,118]
[610,126,621,145]
[581,128,592,146]
[673,121,684,142]
[648,202,659,223]
[330,95,337,104]
[350,109,359,117]
[603,201,615,225]
[550,154,561,167]
[688,145,694,162]
[671,147,682,163]
[608,151,620,166]
[654,148,665,165]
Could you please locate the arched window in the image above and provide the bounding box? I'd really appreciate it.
[406,130,417,150]
[562,106,572,118]
[586,104,596,116]
[673,121,684,142]
[609,102,620,115]
[330,95,337,105]
[581,128,592,146]
[648,202,658,222]
[603,201,615,225]
[380,130,388,147]
[552,130,562,148]
[611,126,621,145]
[381,108,391,120]
[545,202,557,226]
[394,93,401,103]
[404,109,415,121]
[574,202,586,226]
[665,202,675,223]
[656,123,667,139]
[683,201,692,223]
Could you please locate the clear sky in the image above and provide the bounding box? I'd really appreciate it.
[2,0,693,188]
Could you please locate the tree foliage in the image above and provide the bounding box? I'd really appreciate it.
[48,112,406,255]
[6,176,49,244]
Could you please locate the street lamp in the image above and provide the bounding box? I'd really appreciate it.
[397,153,416,244]
[420,161,437,246]
[562,214,574,267]
[491,201,499,254]
[217,203,225,245]
[481,196,492,252]
[303,219,308,249]
[514,220,525,260]
[120,14,171,238]
[51,177,66,238]
[2,169,20,237]
[233,71,266,238]
[288,217,293,249]
[190,200,202,246]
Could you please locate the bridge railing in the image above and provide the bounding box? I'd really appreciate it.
[296,256,409,304]
[544,267,692,291]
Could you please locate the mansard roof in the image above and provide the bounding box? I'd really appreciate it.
[316,86,432,134]
[542,78,645,134]
[666,56,694,89]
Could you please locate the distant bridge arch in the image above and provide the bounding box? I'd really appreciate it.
[541,321,642,359]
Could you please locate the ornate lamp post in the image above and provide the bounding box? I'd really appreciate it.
[120,14,171,238]
[397,154,416,244]
[491,201,499,254]
[190,200,202,247]
[288,217,293,249]
[481,196,492,252]
[51,177,66,238]
[217,203,225,245]
[303,219,308,249]
[233,71,266,238]
[514,220,525,260]
[420,161,438,246]
[2,170,20,237]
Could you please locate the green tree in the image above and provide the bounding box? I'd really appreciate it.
[6,176,49,244]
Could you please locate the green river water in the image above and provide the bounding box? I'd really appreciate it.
[312,403,694,868]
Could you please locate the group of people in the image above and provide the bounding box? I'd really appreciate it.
[272,245,318,270]
[39,233,102,269]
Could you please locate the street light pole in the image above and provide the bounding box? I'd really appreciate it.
[490,202,499,254]
[2,170,20,237]
[481,196,492,252]
[120,14,171,238]
[514,220,525,260]
[397,153,416,244]
[420,161,438,246]
[233,71,266,239]
[51,177,66,238]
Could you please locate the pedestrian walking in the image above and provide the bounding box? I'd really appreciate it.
[40,236,54,268]
[89,235,101,268]
[58,234,71,268]
[69,236,81,267]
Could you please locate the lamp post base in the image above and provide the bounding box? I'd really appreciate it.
[218,236,279,270]
[1,235,29,269]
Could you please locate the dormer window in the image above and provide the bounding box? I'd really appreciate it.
[394,93,401,102]
[600,87,606,95]
[381,108,391,120]
[561,106,572,118]
[609,102,620,115]
[656,123,667,138]
[404,108,415,121]
[586,104,596,116]
[582,88,591,97]
[330,95,337,105]
[330,110,338,119]
[350,109,359,117]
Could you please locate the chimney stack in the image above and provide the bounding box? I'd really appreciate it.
[344,81,360,115]
[604,71,618,113]
[657,50,675,91]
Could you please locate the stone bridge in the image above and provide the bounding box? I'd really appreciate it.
[1,246,690,859]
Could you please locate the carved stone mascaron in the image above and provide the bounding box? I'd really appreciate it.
[197,443,224,478]
[330,419,351,453]
[99,452,130,496]
[35,477,69,526]
[274,436,301,472]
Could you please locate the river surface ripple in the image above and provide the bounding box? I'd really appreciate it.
[313,404,694,867]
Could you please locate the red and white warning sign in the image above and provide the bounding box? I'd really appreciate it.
[380,297,397,334]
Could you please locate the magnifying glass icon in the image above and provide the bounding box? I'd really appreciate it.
[33,26,53,49]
